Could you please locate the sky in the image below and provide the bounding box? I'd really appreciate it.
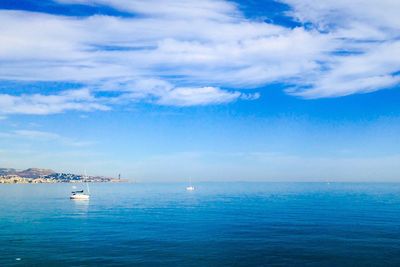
[0,0,399,182]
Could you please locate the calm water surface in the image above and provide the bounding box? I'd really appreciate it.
[1,183,400,266]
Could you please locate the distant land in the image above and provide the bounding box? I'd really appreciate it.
[0,168,127,184]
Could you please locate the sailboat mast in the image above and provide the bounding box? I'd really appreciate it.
[84,169,90,195]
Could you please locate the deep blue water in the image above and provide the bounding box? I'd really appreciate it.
[1,183,400,266]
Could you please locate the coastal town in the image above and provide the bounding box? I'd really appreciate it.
[0,168,126,184]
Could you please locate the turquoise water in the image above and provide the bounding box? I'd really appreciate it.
[1,183,400,266]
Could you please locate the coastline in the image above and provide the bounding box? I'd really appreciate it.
[0,176,128,184]
[0,168,128,184]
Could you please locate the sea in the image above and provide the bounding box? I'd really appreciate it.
[1,182,400,266]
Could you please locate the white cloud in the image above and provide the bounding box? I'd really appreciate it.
[156,86,251,107]
[0,8,323,86]
[288,41,400,98]
[280,0,400,97]
[0,1,327,113]
[0,89,109,115]
[96,78,259,106]
[56,0,240,21]
[0,0,399,113]
[281,0,400,33]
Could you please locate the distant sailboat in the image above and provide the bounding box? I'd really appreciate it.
[186,177,195,191]
[70,172,90,200]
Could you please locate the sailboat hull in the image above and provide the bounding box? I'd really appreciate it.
[70,194,90,200]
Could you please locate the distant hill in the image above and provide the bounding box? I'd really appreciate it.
[0,168,56,178]
[18,168,56,178]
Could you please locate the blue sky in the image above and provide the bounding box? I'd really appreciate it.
[0,0,399,181]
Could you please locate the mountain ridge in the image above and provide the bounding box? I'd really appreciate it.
[0,168,56,178]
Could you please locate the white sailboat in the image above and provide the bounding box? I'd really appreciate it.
[70,172,90,200]
[186,177,195,191]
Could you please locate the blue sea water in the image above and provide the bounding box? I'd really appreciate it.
[1,182,400,266]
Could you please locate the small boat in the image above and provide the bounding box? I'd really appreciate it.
[70,189,90,200]
[186,177,195,191]
[70,174,90,200]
